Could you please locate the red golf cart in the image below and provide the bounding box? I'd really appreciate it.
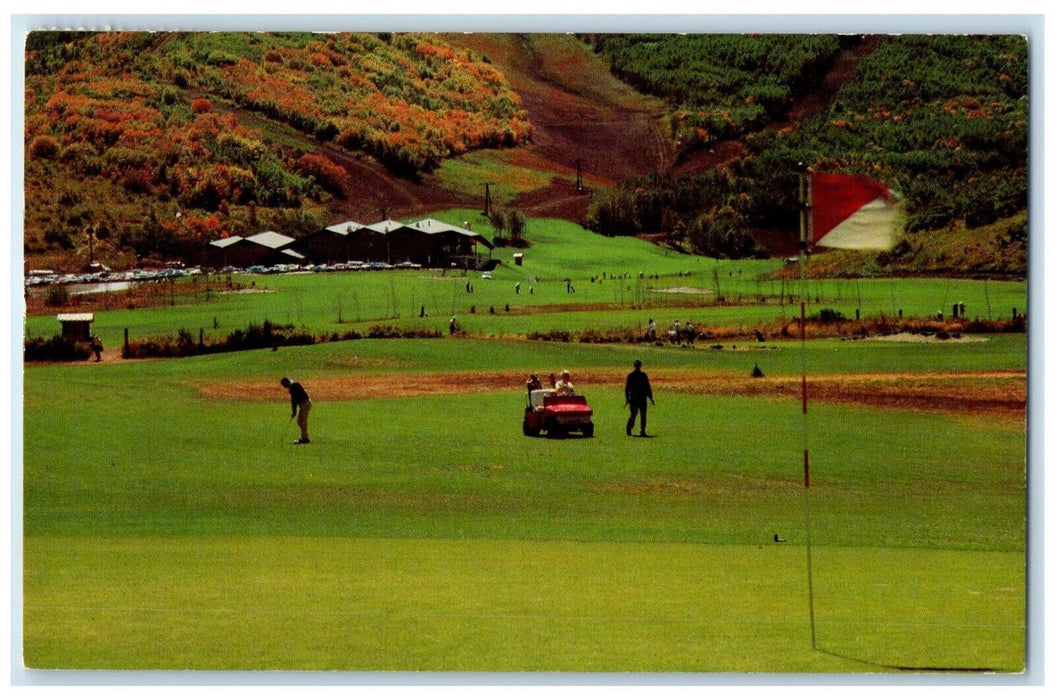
[523,387,595,438]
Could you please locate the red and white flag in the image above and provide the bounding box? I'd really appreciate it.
[810,172,899,250]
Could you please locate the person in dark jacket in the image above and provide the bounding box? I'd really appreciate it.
[280,377,312,444]
[624,359,654,437]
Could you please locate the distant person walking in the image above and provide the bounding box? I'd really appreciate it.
[281,377,312,444]
[90,335,103,362]
[624,359,654,437]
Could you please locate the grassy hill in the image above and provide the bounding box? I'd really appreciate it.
[805,213,1027,279]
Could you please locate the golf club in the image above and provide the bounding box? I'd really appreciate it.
[280,415,295,444]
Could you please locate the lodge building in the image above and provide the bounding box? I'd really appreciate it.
[205,218,493,270]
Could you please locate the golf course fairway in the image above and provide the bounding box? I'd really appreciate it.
[22,335,1026,672]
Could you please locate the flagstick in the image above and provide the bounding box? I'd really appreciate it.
[799,166,818,651]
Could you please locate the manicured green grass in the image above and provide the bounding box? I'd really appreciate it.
[22,335,1026,671]
[23,360,1026,549]
[24,213,1027,350]
[24,536,1023,672]
[21,213,1029,672]
[24,265,1026,349]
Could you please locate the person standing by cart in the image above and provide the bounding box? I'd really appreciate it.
[625,359,654,437]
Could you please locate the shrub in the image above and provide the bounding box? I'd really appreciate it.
[24,335,91,362]
[525,330,573,342]
[365,325,442,339]
[220,320,316,352]
[293,153,347,196]
[1001,219,1027,247]
[314,120,340,142]
[121,166,156,193]
[158,86,179,106]
[44,284,70,307]
[28,135,60,160]
[119,319,440,359]
[508,209,527,243]
[814,308,847,323]
[42,227,74,249]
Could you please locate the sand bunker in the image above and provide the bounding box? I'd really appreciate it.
[197,368,1025,419]
[862,332,988,343]
[654,286,713,295]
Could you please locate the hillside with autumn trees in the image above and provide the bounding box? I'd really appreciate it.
[23,31,531,269]
[580,34,1028,271]
[23,32,1030,276]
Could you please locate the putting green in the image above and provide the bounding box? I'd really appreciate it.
[23,535,1023,672]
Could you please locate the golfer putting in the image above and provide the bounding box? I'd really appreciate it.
[280,377,311,444]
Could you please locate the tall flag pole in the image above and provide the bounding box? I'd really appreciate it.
[797,164,818,651]
[797,166,898,652]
